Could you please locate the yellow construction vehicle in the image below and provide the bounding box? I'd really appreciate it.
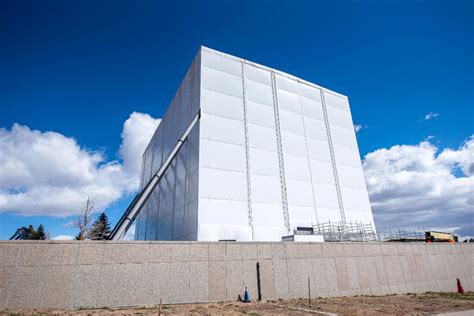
[425,231,458,243]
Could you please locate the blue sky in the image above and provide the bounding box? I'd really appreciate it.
[1,0,473,240]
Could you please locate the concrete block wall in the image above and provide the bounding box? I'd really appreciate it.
[1,241,473,310]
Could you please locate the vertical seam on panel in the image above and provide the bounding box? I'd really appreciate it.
[143,199,149,240]
[271,72,291,233]
[241,62,254,239]
[155,178,161,240]
[155,115,167,240]
[296,81,319,225]
[171,161,177,240]
[181,139,188,240]
[149,146,156,239]
[320,91,346,224]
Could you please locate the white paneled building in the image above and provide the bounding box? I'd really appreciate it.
[135,47,375,241]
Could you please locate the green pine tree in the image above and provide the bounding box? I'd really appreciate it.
[26,225,36,239]
[22,224,47,240]
[87,212,111,240]
[35,224,46,240]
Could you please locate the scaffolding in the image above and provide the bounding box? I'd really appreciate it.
[377,227,426,242]
[313,221,377,242]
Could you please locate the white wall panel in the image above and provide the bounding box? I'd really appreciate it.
[310,159,336,184]
[276,74,299,94]
[345,210,374,224]
[334,145,362,168]
[174,177,186,210]
[202,66,242,98]
[187,124,200,172]
[199,167,247,201]
[248,123,278,152]
[307,138,331,162]
[245,79,273,106]
[247,100,275,128]
[288,205,317,226]
[250,174,283,204]
[277,89,301,114]
[316,207,342,223]
[244,64,271,85]
[198,224,252,241]
[337,165,367,189]
[299,84,321,102]
[289,206,315,222]
[249,147,280,177]
[200,113,245,146]
[186,169,199,203]
[202,50,242,77]
[185,199,198,234]
[175,147,187,185]
[200,139,246,172]
[301,97,325,121]
[281,131,307,157]
[312,183,339,209]
[201,89,244,121]
[252,226,288,241]
[286,179,314,207]
[323,92,350,112]
[252,202,285,226]
[162,215,172,240]
[330,124,358,148]
[161,173,174,217]
[284,154,310,181]
[304,117,328,141]
[149,192,159,239]
[198,198,249,225]
[327,105,354,129]
[340,187,372,212]
[279,109,305,135]
[173,207,185,238]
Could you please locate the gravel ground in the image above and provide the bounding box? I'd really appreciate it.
[2,292,474,315]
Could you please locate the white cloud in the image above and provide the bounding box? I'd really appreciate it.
[119,112,161,177]
[363,136,474,238]
[52,234,74,240]
[420,112,439,121]
[354,124,368,133]
[0,113,160,217]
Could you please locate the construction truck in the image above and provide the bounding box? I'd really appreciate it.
[425,231,458,243]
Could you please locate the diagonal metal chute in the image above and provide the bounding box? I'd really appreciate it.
[109,111,201,240]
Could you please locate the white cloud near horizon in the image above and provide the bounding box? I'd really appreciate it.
[354,124,368,133]
[420,112,439,121]
[0,112,160,217]
[52,234,74,240]
[363,135,474,237]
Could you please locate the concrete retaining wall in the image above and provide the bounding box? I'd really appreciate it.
[1,241,472,310]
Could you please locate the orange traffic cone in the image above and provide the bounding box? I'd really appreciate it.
[457,278,465,294]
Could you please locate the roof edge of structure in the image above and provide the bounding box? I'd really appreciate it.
[200,45,348,100]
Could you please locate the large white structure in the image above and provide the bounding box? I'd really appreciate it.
[134,47,375,241]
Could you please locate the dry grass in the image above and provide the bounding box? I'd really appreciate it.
[2,292,474,315]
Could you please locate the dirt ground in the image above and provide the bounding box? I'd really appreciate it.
[2,292,474,315]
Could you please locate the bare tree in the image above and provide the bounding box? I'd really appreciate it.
[74,197,95,240]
